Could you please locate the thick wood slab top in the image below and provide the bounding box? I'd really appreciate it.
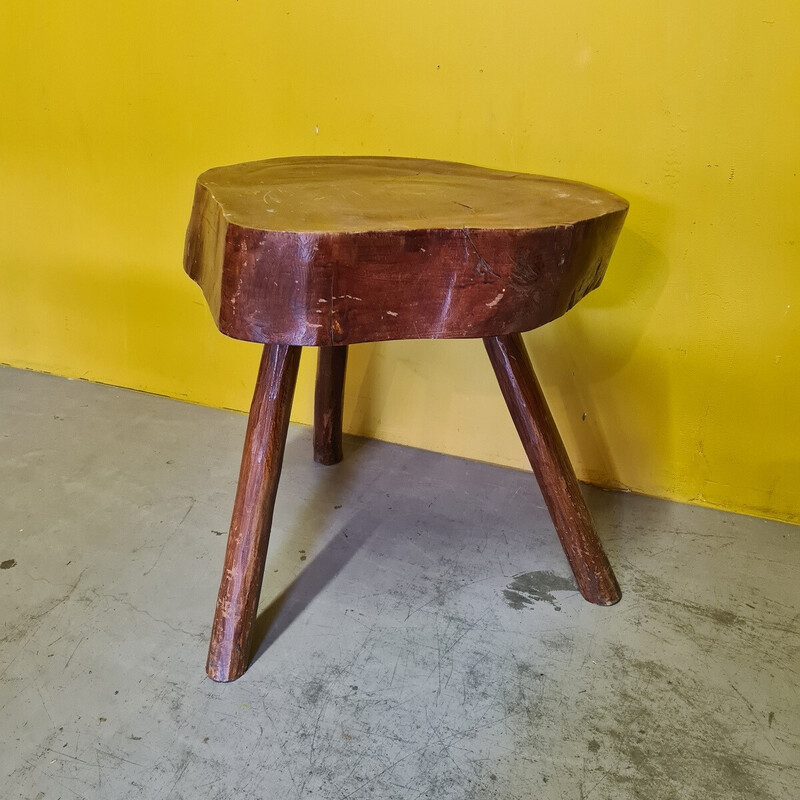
[197,156,627,233]
[185,157,628,346]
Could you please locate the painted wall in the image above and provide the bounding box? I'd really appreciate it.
[1,2,798,523]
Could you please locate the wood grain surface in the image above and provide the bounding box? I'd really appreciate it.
[185,157,628,346]
[314,345,348,465]
[484,333,621,606]
[206,343,302,682]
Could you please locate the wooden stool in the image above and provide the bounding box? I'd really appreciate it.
[184,156,628,682]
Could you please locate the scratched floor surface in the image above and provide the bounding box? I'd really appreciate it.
[1,365,798,799]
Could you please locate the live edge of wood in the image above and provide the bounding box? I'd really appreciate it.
[184,157,628,346]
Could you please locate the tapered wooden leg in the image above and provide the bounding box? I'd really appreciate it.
[484,334,621,606]
[314,345,348,465]
[206,344,302,681]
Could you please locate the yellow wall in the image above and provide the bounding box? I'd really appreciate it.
[2,2,798,523]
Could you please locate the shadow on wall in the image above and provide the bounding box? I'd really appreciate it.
[338,197,670,495]
[522,202,671,493]
[4,253,267,414]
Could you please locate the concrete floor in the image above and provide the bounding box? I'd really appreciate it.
[1,365,798,800]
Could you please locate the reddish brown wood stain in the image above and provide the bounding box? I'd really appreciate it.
[184,157,628,346]
[188,156,628,681]
[206,344,301,682]
[485,334,621,605]
[314,346,348,465]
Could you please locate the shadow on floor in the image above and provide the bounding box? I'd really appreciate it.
[249,435,388,662]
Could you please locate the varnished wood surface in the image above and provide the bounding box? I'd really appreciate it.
[314,346,348,465]
[484,333,621,606]
[193,156,628,233]
[206,344,302,682]
[185,157,628,346]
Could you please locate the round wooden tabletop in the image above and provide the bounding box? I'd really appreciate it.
[185,157,628,346]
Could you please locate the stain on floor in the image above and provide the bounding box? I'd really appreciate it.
[502,570,577,610]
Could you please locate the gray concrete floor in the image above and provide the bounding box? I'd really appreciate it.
[1,365,798,800]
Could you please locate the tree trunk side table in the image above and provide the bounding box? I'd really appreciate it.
[184,156,628,682]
